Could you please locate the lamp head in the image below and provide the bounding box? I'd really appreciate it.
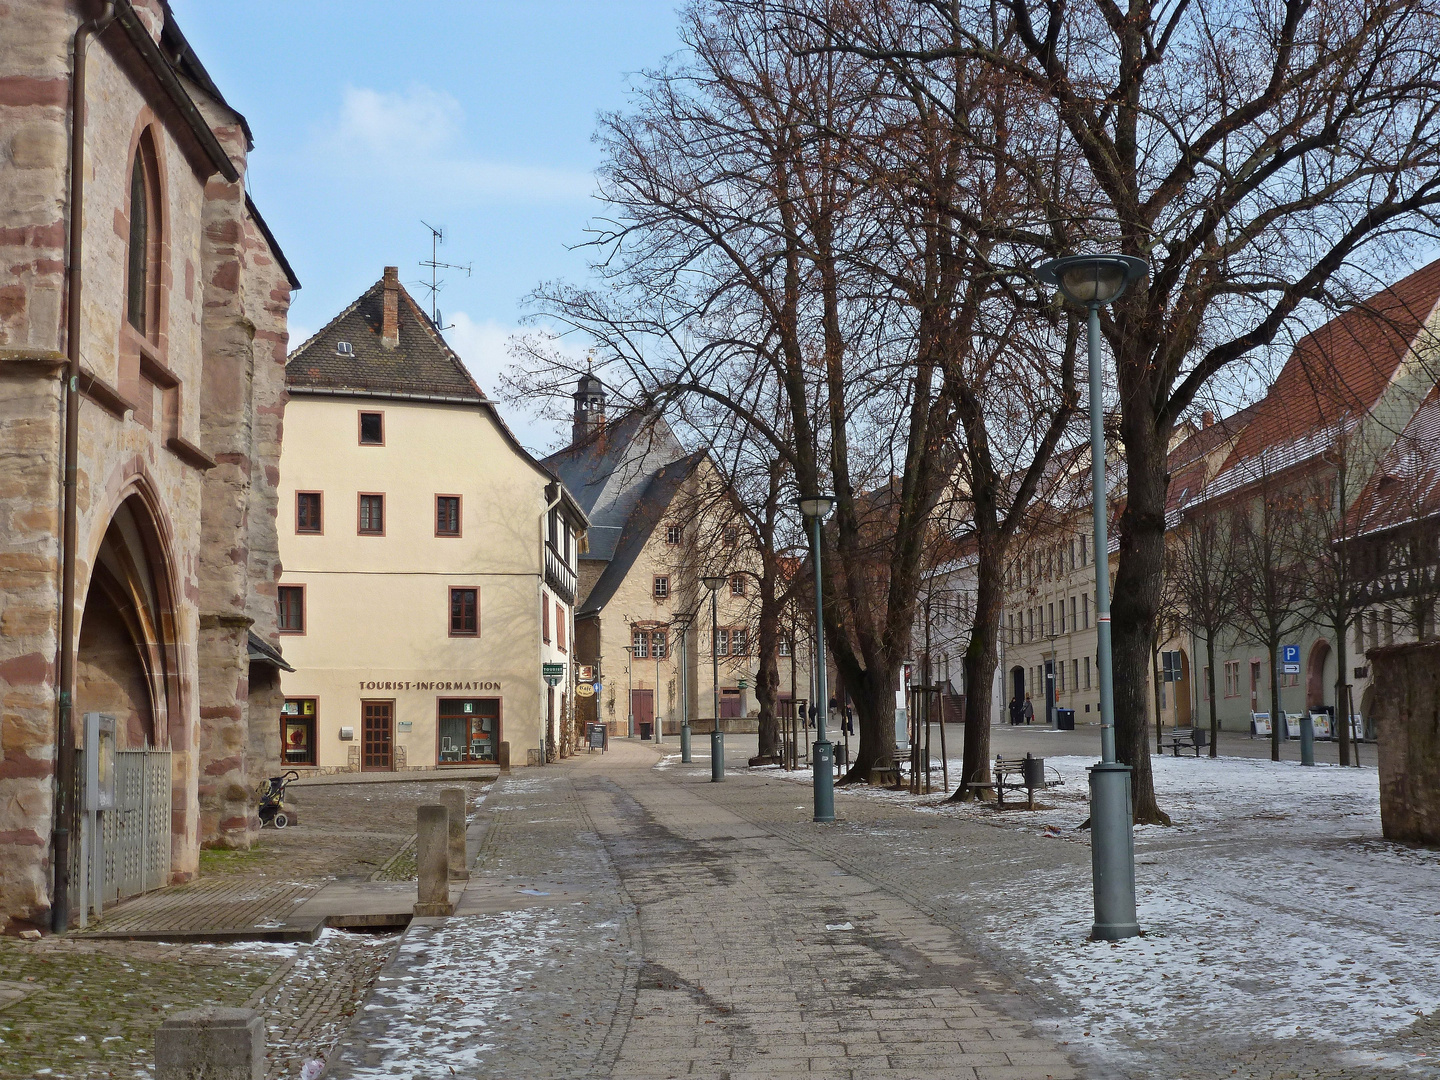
[1036,254,1147,307]
[702,574,726,592]
[798,494,835,519]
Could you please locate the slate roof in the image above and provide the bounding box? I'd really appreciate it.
[579,451,707,617]
[543,410,688,563]
[1222,259,1440,471]
[286,276,485,402]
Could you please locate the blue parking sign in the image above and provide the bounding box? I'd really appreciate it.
[1282,644,1300,664]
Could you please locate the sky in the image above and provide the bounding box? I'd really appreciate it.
[169,0,686,454]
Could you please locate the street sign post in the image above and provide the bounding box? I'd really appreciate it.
[542,662,564,687]
[1281,644,1300,675]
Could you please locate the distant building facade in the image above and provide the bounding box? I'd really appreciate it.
[545,377,759,736]
[277,269,587,772]
[0,0,296,931]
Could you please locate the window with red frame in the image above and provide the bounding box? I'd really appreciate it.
[278,586,305,633]
[450,587,478,636]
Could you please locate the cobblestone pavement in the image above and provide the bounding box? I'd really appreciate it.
[330,743,1081,1079]
[692,738,1438,1080]
[2,779,489,1078]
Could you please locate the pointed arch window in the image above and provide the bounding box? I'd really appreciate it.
[125,132,161,341]
[127,155,148,333]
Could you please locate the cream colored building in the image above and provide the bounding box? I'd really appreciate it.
[276,269,587,771]
[546,378,760,735]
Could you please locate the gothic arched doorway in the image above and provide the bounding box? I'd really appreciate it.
[73,491,183,908]
[76,495,181,748]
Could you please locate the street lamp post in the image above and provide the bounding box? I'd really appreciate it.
[623,643,635,739]
[655,646,663,745]
[702,575,727,782]
[799,495,836,823]
[1037,252,1147,942]
[674,613,693,763]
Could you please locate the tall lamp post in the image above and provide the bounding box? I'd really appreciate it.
[1037,252,1146,941]
[623,643,635,739]
[799,495,836,823]
[702,574,727,781]
[673,613,693,762]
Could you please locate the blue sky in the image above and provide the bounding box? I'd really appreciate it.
[170,1,685,452]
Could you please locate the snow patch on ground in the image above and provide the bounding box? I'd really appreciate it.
[782,751,1440,1056]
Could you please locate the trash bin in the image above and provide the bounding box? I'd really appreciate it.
[638,722,653,740]
[1055,708,1075,731]
[1023,753,1046,789]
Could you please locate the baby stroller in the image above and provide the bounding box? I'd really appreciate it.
[257,770,299,828]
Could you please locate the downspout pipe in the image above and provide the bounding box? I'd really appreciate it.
[55,3,117,935]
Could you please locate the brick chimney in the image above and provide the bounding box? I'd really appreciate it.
[1202,410,1215,429]
[381,267,400,350]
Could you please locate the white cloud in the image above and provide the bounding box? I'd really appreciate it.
[322,85,594,203]
[335,85,463,156]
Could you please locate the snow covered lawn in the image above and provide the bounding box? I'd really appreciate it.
[781,751,1440,1067]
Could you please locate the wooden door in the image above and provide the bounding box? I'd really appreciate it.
[630,689,654,729]
[362,700,393,771]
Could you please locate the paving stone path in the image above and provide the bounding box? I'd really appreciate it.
[329,742,1079,1079]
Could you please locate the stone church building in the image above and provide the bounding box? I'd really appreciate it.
[0,0,297,932]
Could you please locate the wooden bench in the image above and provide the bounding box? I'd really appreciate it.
[1164,727,1208,757]
[965,754,1058,810]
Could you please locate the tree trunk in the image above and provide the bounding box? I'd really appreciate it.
[1205,631,1220,758]
[1333,616,1351,767]
[1110,438,1170,825]
[951,545,1004,801]
[1269,642,1283,762]
[754,645,781,760]
[841,666,897,781]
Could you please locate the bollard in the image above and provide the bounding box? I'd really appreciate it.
[155,1007,264,1080]
[413,804,454,917]
[1300,714,1315,767]
[497,740,511,774]
[439,787,469,880]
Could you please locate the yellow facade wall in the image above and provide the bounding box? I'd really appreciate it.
[276,396,573,770]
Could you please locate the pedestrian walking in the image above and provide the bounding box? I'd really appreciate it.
[1022,692,1034,726]
[1009,696,1021,726]
[844,705,854,735]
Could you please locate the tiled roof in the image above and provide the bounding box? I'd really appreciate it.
[1346,385,1440,536]
[286,276,484,402]
[1222,259,1440,470]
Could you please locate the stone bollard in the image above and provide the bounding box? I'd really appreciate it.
[413,804,454,917]
[155,1007,264,1080]
[498,740,511,774]
[439,787,469,881]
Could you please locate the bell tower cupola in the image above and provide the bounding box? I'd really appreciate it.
[572,367,607,445]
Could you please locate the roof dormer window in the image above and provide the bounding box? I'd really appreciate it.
[336,341,354,356]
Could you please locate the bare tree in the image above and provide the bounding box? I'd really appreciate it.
[807,0,1440,821]
[1233,477,1311,761]
[520,0,1081,785]
[1168,508,1240,757]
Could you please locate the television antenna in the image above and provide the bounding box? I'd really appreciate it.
[418,221,471,329]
